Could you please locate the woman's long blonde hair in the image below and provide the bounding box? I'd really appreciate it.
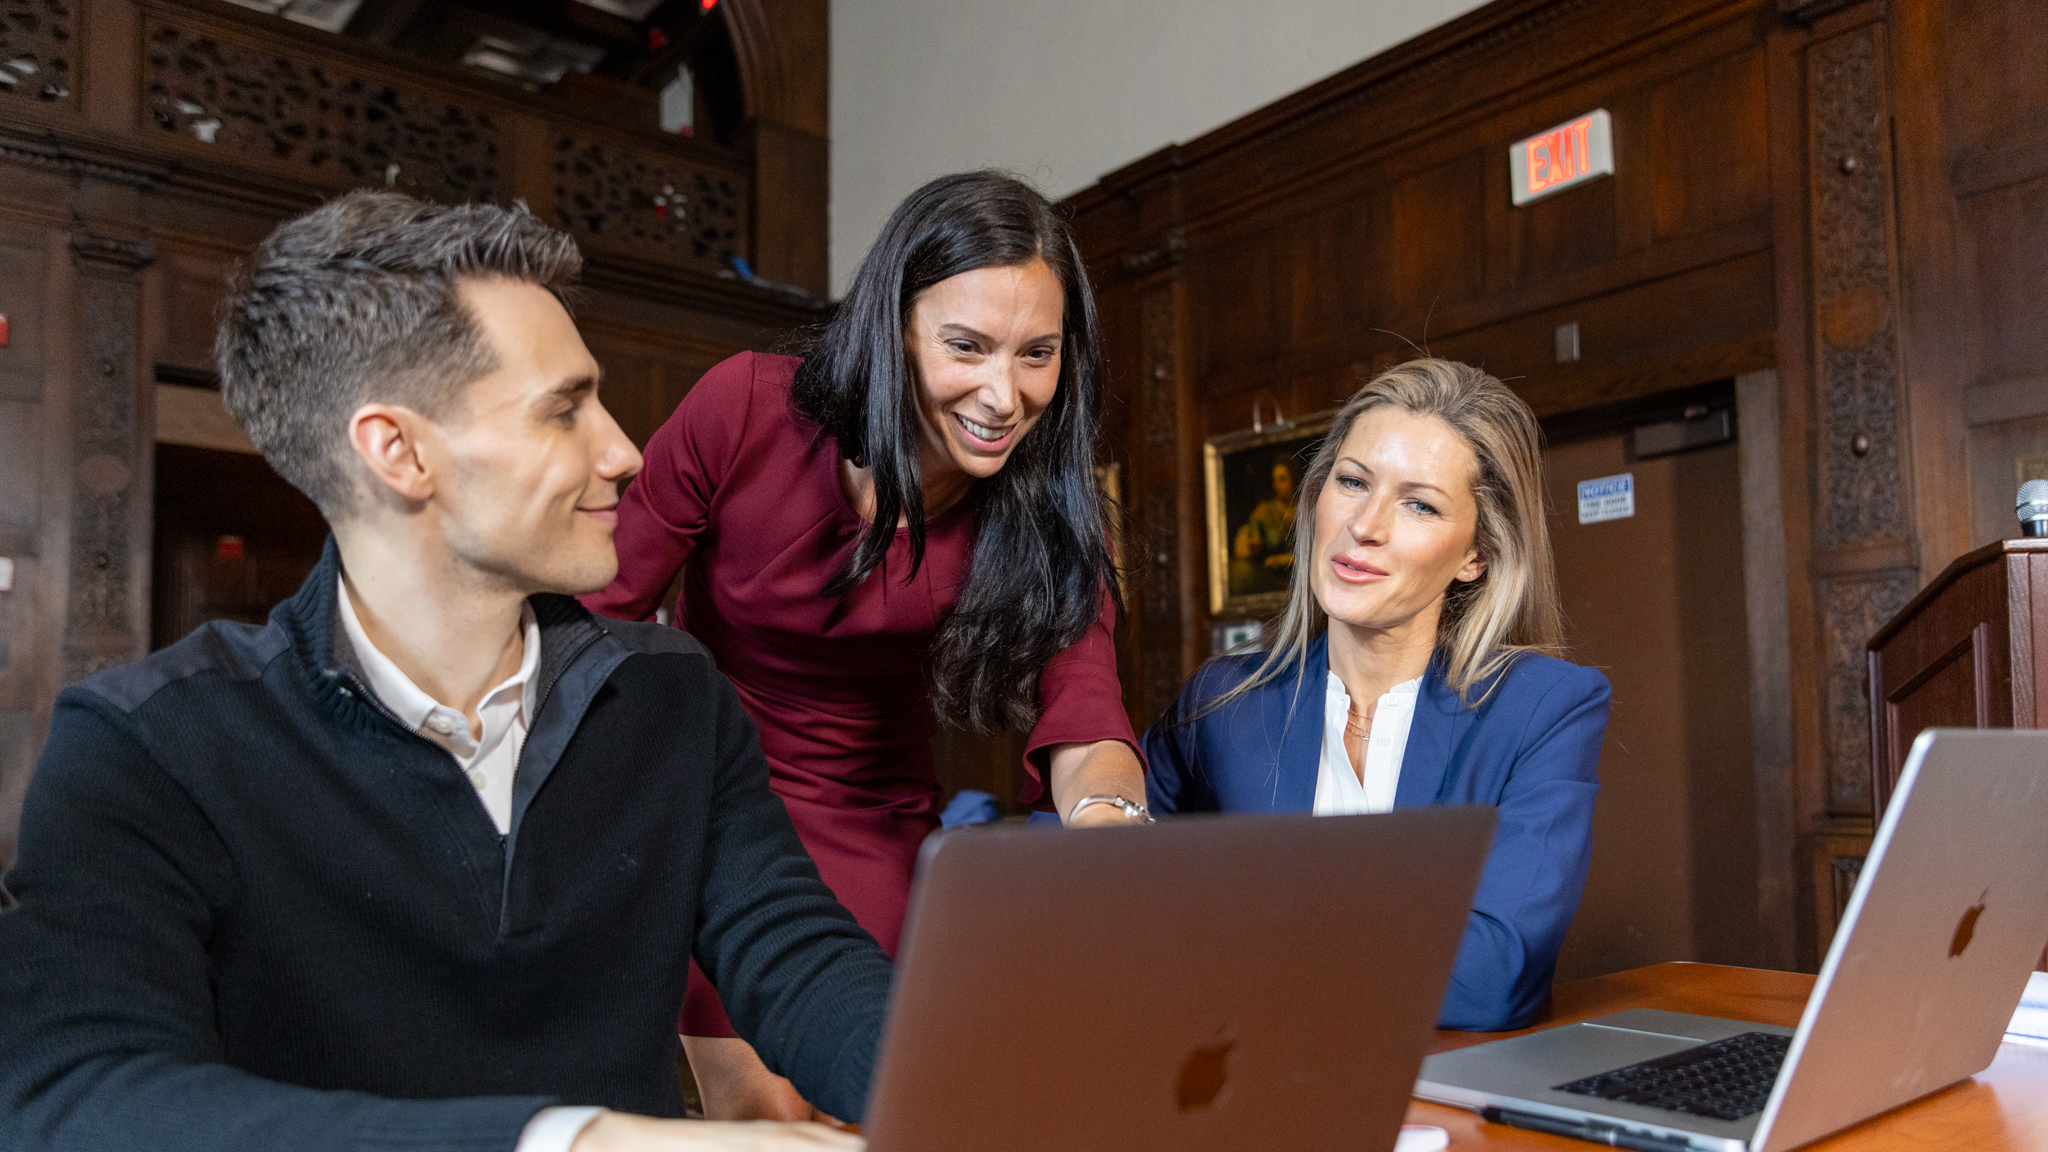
[1204,358,1564,716]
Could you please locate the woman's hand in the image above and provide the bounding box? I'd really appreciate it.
[1066,801,1144,828]
[1047,739,1149,826]
[571,1112,864,1152]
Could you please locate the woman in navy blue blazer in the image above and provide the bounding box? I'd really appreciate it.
[1145,358,1609,1032]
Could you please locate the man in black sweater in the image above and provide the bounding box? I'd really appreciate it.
[0,193,892,1152]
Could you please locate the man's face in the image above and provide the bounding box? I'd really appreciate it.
[425,277,641,596]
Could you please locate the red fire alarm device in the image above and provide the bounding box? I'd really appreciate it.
[0,313,10,347]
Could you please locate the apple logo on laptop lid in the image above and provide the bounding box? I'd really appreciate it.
[1950,888,1989,958]
[1176,1025,1236,1112]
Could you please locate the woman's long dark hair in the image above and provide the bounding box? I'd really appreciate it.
[792,170,1119,734]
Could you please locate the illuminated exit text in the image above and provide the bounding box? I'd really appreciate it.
[1509,109,1615,206]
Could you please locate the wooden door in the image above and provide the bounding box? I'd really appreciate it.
[1544,427,1759,979]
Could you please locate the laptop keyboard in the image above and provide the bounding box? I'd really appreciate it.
[1553,1031,1792,1122]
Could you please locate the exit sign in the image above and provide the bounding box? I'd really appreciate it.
[1510,110,1614,205]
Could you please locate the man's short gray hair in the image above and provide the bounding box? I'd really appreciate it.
[217,191,582,515]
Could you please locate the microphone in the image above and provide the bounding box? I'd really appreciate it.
[2021,480,2048,538]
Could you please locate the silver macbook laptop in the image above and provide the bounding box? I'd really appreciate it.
[863,806,1495,1152]
[1415,728,2048,1152]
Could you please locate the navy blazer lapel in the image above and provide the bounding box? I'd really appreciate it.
[1265,632,1327,812]
[1394,658,1471,809]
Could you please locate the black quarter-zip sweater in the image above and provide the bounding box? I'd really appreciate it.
[0,541,893,1152]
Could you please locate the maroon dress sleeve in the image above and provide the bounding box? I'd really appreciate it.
[582,352,762,621]
[1017,584,1145,809]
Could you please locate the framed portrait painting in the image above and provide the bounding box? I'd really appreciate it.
[1202,409,1336,617]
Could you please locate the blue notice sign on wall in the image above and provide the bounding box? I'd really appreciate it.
[1576,473,1635,524]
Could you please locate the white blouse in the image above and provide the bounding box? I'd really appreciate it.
[1313,667,1421,816]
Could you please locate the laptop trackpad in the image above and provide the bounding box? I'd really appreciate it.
[1418,1009,1771,1102]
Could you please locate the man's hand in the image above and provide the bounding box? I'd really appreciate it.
[571,1112,864,1151]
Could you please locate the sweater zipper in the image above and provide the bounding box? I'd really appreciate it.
[496,624,609,937]
[330,668,488,818]
[527,626,607,731]
[334,665,527,937]
[331,668,441,751]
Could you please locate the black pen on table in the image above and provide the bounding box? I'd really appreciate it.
[1480,1105,1698,1151]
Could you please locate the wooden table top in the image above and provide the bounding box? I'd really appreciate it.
[1408,962,2048,1150]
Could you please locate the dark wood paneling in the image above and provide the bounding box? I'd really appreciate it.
[1162,0,1753,231]
[1513,158,1618,288]
[1086,2,1794,672]
[2021,548,2048,731]
[1650,48,1772,241]
[1287,192,1388,354]
[1191,228,1283,380]
[1389,154,1488,316]
[0,231,49,404]
[590,344,663,451]
[1882,627,1989,776]
[1091,252,1148,734]
[159,252,231,374]
[1939,0,2048,200]
[751,120,829,298]
[579,319,756,450]
[1436,250,1777,416]
[1961,178,2048,387]
[1192,247,1775,460]
[1191,216,1775,416]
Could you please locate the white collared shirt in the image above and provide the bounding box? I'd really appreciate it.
[1313,668,1421,816]
[337,578,539,835]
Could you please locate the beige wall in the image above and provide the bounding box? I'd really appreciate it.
[828,0,1489,293]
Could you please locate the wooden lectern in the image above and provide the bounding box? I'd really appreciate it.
[1867,538,2048,970]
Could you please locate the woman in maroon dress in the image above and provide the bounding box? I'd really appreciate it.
[583,171,1148,1120]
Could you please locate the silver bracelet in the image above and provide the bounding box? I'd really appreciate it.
[1067,793,1155,825]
